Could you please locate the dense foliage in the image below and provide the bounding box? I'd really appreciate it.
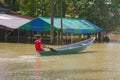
[1,0,120,32]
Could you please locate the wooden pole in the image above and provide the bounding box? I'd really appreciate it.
[71,33,73,43]
[4,29,7,42]
[60,0,63,45]
[50,0,54,44]
[4,30,12,42]
[18,29,20,43]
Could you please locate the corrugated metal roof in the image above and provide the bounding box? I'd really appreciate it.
[0,14,30,29]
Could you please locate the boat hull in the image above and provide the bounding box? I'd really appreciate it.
[38,44,88,56]
[37,37,95,56]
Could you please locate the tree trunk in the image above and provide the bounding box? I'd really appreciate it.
[60,0,63,45]
[50,0,54,44]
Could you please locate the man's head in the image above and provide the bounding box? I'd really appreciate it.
[37,35,42,40]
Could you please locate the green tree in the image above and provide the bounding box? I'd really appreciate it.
[4,0,20,11]
[18,0,37,17]
[0,0,4,4]
[115,26,120,33]
[3,0,120,32]
[75,0,120,30]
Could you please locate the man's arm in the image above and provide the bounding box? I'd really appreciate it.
[42,45,48,48]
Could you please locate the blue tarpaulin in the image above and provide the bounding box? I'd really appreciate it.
[19,17,103,34]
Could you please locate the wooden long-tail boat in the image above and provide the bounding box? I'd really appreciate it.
[37,37,95,56]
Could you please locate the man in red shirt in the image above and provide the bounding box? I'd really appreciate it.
[34,35,47,51]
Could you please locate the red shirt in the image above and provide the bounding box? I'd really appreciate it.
[34,39,42,51]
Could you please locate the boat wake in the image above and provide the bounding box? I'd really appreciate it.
[0,55,49,62]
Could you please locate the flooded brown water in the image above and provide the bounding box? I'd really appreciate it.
[0,34,120,80]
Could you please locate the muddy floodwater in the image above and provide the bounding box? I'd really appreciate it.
[0,34,120,80]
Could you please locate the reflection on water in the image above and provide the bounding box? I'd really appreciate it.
[0,34,120,80]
